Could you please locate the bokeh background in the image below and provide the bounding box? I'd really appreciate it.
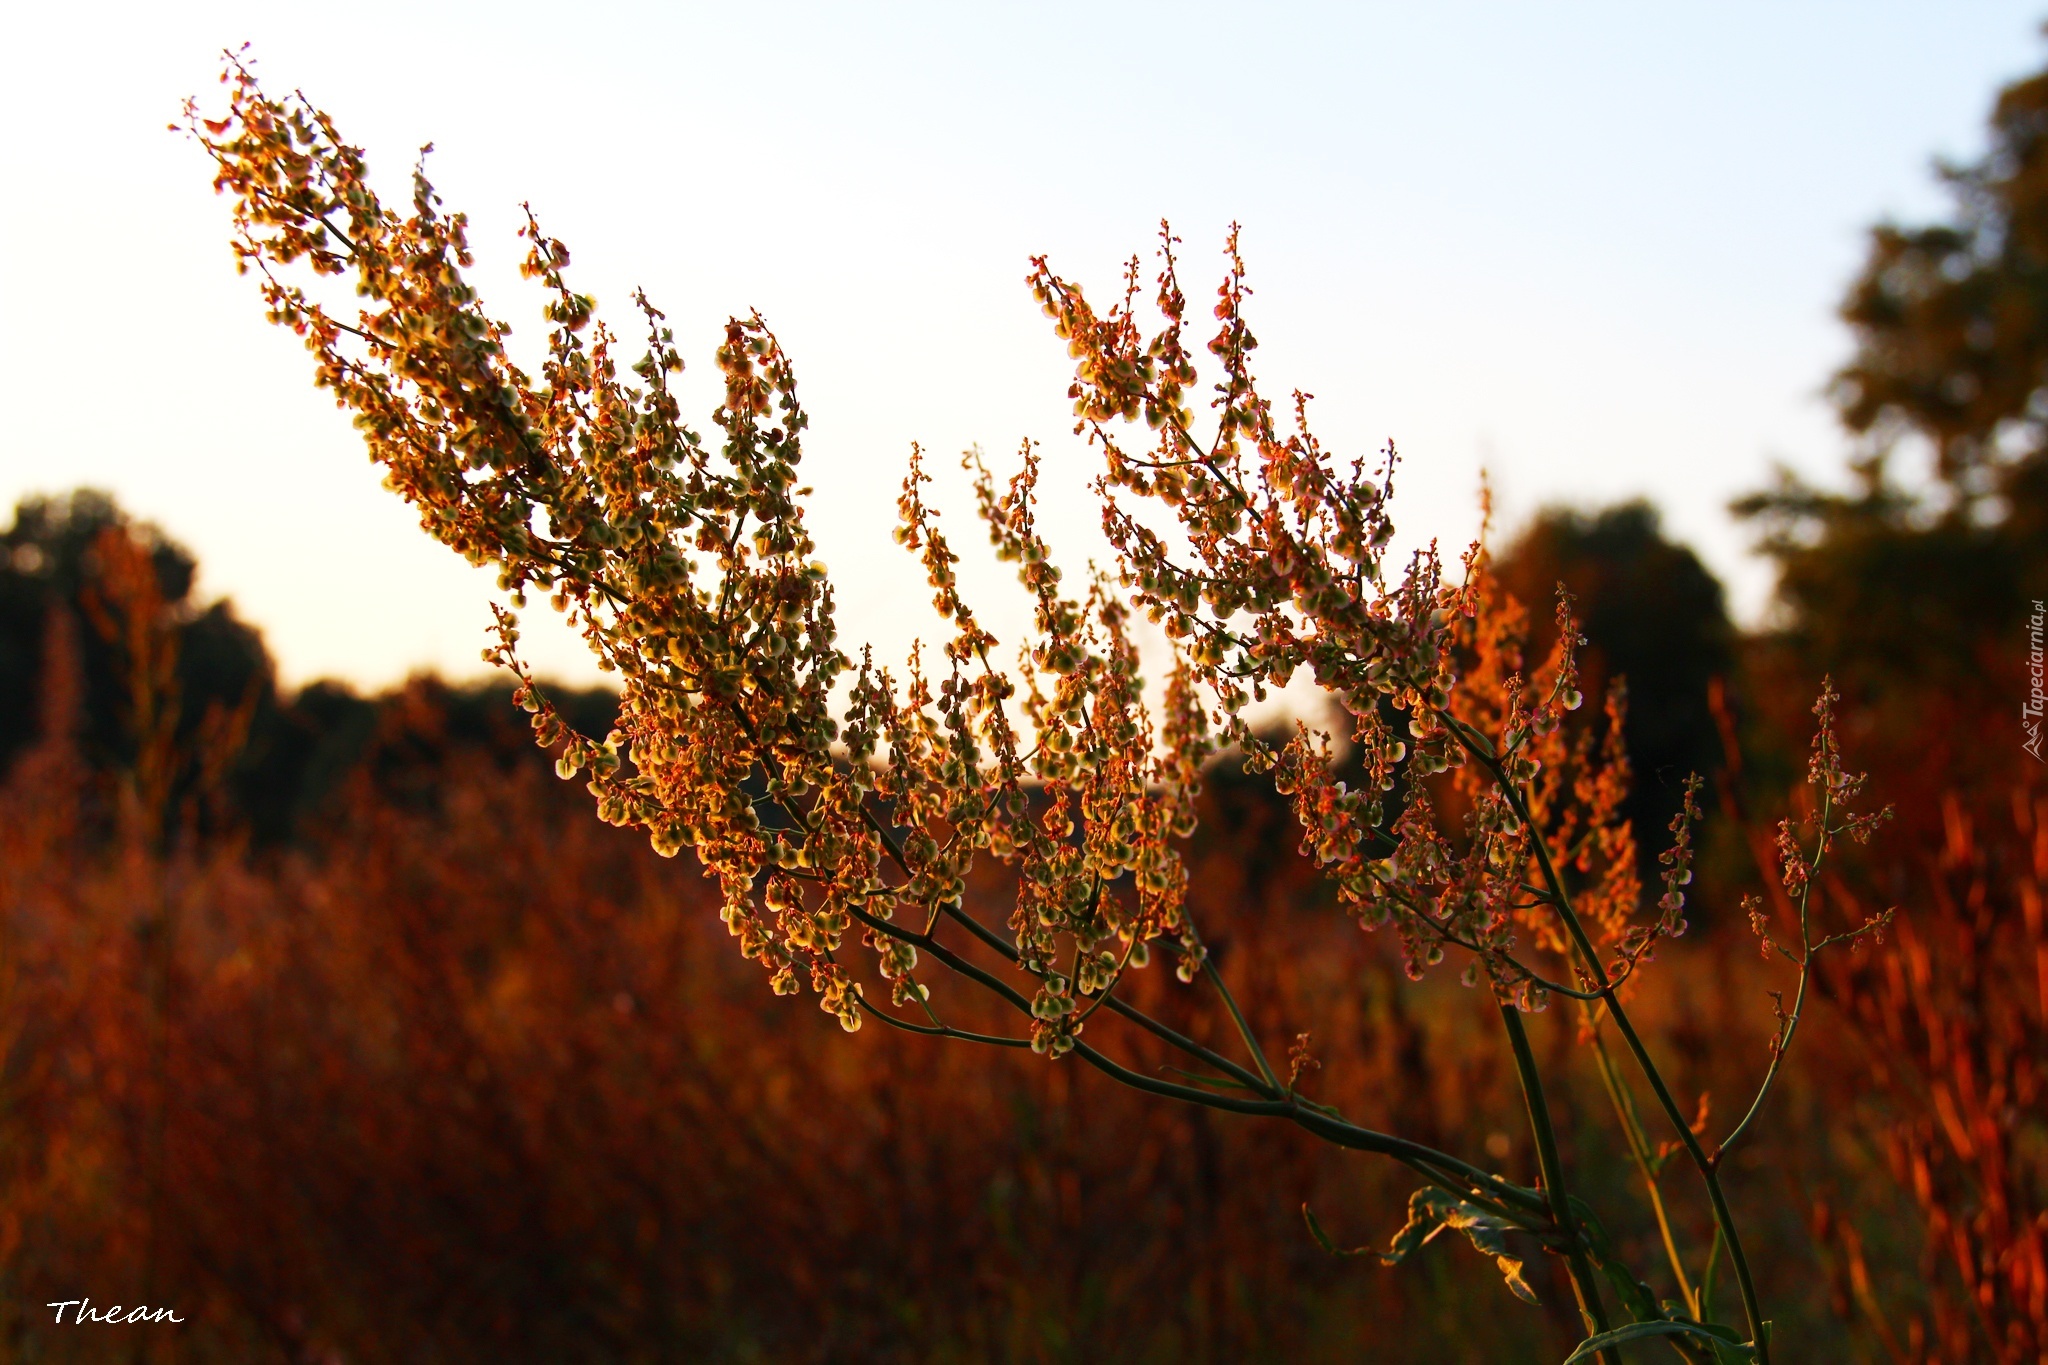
[1,5,2044,1363]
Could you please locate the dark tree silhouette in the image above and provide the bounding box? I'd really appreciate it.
[1493,502,1734,870]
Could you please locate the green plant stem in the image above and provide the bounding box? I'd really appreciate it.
[854,787,1565,1268]
[1698,1226,1723,1326]
[1604,1006,1768,1359]
[1714,970,1809,1167]
[935,897,1272,1095]
[1717,788,1832,1167]
[1588,1018,1698,1317]
[842,895,1554,1221]
[1444,716,1770,1360]
[854,728,1548,1222]
[1199,951,1283,1092]
[1499,1003,1620,1363]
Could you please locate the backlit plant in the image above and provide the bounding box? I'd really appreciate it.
[188,55,1895,1363]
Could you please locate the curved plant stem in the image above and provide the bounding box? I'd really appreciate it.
[1587,1018,1698,1318]
[839,894,1553,1221]
[1716,787,1832,1167]
[1603,1002,1768,1362]
[1198,949,1282,1091]
[1698,1226,1724,1328]
[1499,1003,1620,1363]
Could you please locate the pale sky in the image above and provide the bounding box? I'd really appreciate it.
[1,3,2040,690]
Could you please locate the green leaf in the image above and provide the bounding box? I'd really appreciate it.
[1301,1204,1374,1258]
[1568,1196,1662,1325]
[1560,1320,1756,1364]
[1316,1188,1542,1305]
[1656,1303,1723,1365]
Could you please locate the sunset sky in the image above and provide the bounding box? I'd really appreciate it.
[2,2,2040,689]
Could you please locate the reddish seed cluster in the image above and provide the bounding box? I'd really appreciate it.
[1030,225,1686,1008]
[189,64,1723,1043]
[1747,679,1895,970]
[188,62,1221,1052]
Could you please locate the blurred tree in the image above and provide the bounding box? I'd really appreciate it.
[1493,502,1734,870]
[1835,50,2048,501]
[1732,459,2027,703]
[0,491,625,843]
[0,491,273,828]
[1735,45,2048,786]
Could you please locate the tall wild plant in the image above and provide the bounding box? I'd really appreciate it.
[187,57,1893,1363]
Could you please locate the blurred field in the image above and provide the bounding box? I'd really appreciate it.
[0,478,2037,1362]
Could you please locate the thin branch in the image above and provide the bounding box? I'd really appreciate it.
[1499,1003,1618,1359]
[1200,950,1281,1091]
[1715,790,1835,1169]
[855,996,1030,1048]
[939,902,1275,1097]
[848,893,1549,1222]
[1589,1012,1699,1317]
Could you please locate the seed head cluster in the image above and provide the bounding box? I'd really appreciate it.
[189,62,1711,1044]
